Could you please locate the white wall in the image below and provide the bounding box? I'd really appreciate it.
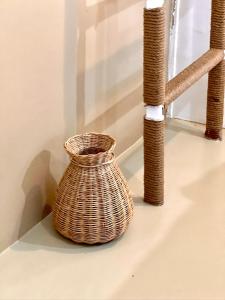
[0,0,172,252]
[0,0,148,252]
[75,0,144,154]
[172,0,225,127]
[0,0,72,252]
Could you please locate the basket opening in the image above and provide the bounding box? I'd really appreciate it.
[65,133,116,158]
[79,147,105,155]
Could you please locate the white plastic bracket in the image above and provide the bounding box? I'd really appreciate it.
[145,0,165,9]
[145,105,164,121]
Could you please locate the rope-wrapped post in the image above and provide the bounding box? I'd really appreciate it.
[144,0,166,205]
[205,0,225,140]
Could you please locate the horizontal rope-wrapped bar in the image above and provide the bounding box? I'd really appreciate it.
[165,49,224,106]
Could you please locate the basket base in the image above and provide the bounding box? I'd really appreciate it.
[54,226,126,245]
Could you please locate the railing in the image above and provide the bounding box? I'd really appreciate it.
[144,0,225,205]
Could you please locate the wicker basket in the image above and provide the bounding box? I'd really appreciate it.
[53,133,133,244]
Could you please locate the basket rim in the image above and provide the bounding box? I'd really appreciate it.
[64,132,116,158]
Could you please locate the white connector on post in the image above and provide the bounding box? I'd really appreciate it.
[145,0,165,9]
[145,105,164,121]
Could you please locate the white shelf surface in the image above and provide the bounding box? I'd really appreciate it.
[1,119,225,300]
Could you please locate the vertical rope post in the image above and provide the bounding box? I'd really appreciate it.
[205,0,225,140]
[143,3,166,205]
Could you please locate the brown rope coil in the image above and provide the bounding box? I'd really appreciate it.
[206,0,225,140]
[206,60,225,140]
[144,7,166,105]
[210,0,225,49]
[144,119,164,205]
[143,7,166,205]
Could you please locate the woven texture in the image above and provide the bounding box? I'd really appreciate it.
[143,7,166,205]
[206,0,225,140]
[53,133,133,244]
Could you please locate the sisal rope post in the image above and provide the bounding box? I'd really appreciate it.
[144,2,166,205]
[205,0,225,140]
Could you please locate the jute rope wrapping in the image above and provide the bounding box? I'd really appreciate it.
[142,1,225,206]
[144,119,164,205]
[165,49,224,106]
[144,8,166,105]
[53,133,133,244]
[206,0,225,140]
[144,7,166,205]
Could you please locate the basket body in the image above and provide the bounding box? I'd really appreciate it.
[53,133,133,244]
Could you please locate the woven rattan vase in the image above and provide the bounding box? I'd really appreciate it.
[53,133,133,244]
